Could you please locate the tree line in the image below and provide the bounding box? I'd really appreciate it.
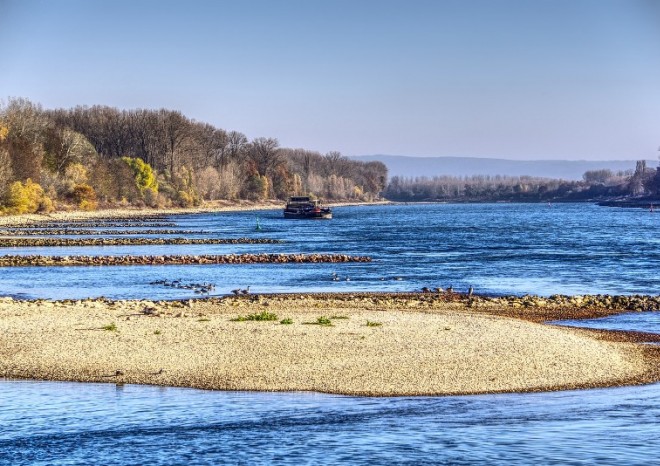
[384,161,660,203]
[0,98,387,214]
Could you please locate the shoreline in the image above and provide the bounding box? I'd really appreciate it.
[0,199,393,226]
[1,293,658,396]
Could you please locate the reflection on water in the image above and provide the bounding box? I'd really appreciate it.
[0,203,659,299]
[1,379,659,465]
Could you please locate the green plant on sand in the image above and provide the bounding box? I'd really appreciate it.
[231,311,278,322]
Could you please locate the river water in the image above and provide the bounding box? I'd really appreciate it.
[1,203,658,299]
[1,203,659,464]
[1,379,659,465]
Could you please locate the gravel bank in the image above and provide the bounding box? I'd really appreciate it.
[0,295,654,396]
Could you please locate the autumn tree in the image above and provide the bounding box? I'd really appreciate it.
[122,157,158,193]
[2,179,53,214]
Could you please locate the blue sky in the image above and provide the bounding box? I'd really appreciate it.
[1,0,659,160]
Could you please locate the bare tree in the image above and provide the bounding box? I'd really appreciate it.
[158,109,190,174]
[226,130,248,164]
[246,137,281,176]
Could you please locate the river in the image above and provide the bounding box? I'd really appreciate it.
[1,203,659,464]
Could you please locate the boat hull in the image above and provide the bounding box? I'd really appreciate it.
[283,210,332,219]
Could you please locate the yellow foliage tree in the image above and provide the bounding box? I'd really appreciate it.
[2,179,53,214]
[122,157,158,192]
[0,124,8,142]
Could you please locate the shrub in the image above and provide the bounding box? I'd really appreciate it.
[315,316,333,326]
[177,190,195,207]
[3,179,51,214]
[70,183,97,210]
[38,196,55,213]
[280,318,293,325]
[366,320,382,327]
[144,187,159,207]
[231,311,278,322]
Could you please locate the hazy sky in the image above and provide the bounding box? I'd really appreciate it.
[1,0,659,160]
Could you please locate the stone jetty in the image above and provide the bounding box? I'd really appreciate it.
[14,222,177,229]
[0,237,283,247]
[0,229,203,236]
[0,253,371,267]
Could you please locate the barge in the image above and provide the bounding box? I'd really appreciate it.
[283,196,332,219]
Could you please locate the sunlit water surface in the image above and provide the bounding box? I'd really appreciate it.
[1,203,659,299]
[2,203,660,464]
[1,379,659,466]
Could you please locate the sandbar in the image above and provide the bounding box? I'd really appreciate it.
[1,294,657,396]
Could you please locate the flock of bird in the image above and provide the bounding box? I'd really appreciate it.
[330,272,474,295]
[231,286,251,295]
[420,285,473,295]
[149,279,216,294]
[149,275,473,297]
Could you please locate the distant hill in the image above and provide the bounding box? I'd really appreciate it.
[350,155,655,181]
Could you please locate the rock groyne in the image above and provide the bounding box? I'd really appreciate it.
[0,229,204,236]
[0,253,371,267]
[0,237,283,247]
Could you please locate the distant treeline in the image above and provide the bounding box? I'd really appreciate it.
[384,162,660,203]
[0,98,387,214]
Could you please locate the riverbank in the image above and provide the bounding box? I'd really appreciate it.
[1,293,657,396]
[0,199,392,226]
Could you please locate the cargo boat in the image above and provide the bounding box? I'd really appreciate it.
[283,196,332,219]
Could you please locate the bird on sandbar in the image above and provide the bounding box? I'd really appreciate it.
[446,285,453,293]
[240,286,251,295]
[231,288,241,295]
[468,285,474,296]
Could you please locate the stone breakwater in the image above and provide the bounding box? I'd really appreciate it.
[0,254,371,267]
[0,229,204,236]
[231,292,660,319]
[2,215,169,226]
[14,222,177,229]
[0,237,283,247]
[37,216,168,223]
[480,294,660,313]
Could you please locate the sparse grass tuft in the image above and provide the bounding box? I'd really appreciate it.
[154,329,161,335]
[303,316,333,327]
[330,315,349,320]
[314,316,333,326]
[280,318,294,325]
[102,322,117,332]
[366,320,382,327]
[231,311,278,322]
[198,317,210,322]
